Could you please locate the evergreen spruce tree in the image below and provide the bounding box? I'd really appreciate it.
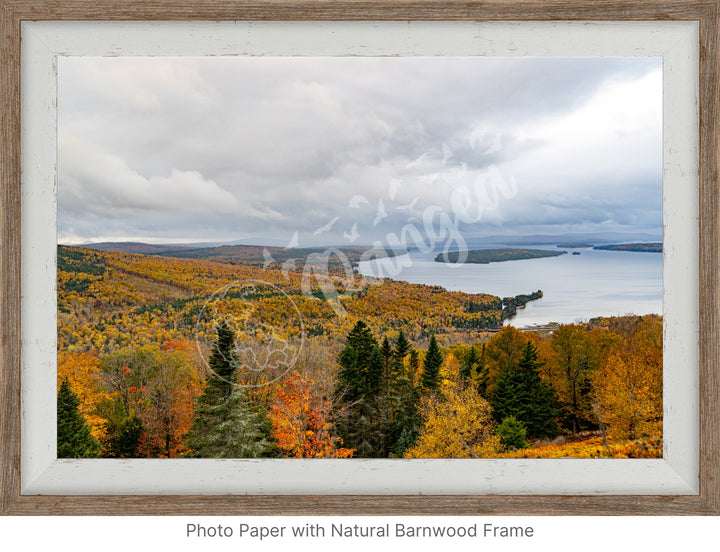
[57,378,100,458]
[186,386,273,458]
[380,336,393,398]
[388,371,421,456]
[489,365,521,422]
[334,321,387,457]
[393,330,412,375]
[497,416,528,451]
[489,341,559,439]
[184,320,273,458]
[391,424,420,457]
[381,337,393,372]
[475,344,490,397]
[515,341,559,439]
[385,329,419,455]
[97,400,144,458]
[107,416,144,458]
[377,336,395,456]
[367,347,384,398]
[342,401,386,458]
[408,349,420,381]
[336,321,383,402]
[205,319,238,399]
[421,334,443,390]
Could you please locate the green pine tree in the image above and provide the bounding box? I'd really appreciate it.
[206,318,239,398]
[384,329,417,454]
[497,416,528,451]
[489,365,521,422]
[421,334,443,390]
[515,341,559,439]
[334,321,387,457]
[114,416,143,457]
[186,386,273,458]
[336,321,383,402]
[381,336,393,372]
[490,341,559,439]
[57,378,101,458]
[184,320,274,458]
[393,330,412,375]
[388,371,420,456]
[475,344,490,397]
[408,350,420,382]
[380,336,394,399]
[391,424,420,457]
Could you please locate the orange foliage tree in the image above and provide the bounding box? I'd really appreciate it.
[269,371,354,458]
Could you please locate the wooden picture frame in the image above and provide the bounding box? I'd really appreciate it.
[1,0,718,516]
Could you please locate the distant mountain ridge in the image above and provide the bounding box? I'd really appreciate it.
[66,230,662,258]
[68,242,195,255]
[462,232,662,248]
[64,241,401,267]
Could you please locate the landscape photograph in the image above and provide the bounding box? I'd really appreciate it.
[56,55,663,460]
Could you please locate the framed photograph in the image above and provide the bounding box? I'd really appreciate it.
[1,1,718,515]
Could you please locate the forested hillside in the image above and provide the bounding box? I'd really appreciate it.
[57,245,662,459]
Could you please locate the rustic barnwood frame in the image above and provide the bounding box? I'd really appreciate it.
[1,0,718,515]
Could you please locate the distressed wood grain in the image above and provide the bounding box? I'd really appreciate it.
[0,0,23,519]
[0,0,718,21]
[698,0,720,517]
[1,0,719,516]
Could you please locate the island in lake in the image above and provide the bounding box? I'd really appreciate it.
[557,243,592,248]
[593,243,662,253]
[436,248,567,264]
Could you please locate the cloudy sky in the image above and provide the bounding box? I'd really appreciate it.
[58,56,662,247]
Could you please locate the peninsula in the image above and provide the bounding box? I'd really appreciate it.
[436,248,567,264]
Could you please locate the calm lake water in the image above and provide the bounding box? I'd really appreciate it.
[356,245,662,327]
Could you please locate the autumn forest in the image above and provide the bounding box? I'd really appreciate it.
[57,244,662,460]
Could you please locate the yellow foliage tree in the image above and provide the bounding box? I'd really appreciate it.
[543,325,612,433]
[593,347,662,441]
[404,379,501,458]
[57,351,112,440]
[593,317,662,442]
[439,351,461,383]
[137,344,205,458]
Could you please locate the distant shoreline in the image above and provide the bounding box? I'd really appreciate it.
[593,243,662,253]
[556,243,592,248]
[435,248,566,264]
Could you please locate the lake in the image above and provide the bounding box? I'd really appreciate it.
[356,245,662,327]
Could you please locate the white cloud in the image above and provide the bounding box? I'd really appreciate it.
[59,132,246,216]
[57,56,662,244]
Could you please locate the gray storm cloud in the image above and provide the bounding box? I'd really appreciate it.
[58,56,662,246]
